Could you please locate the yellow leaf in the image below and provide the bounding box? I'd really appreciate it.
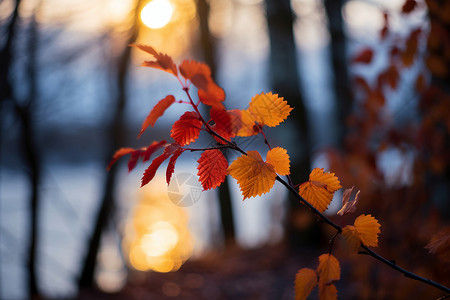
[248,92,292,127]
[318,283,338,300]
[266,147,290,176]
[298,168,342,213]
[317,254,340,285]
[227,151,277,199]
[354,214,381,247]
[295,268,318,300]
[342,225,362,252]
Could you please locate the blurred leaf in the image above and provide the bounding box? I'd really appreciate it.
[425,226,450,264]
[131,44,178,76]
[138,95,176,138]
[402,0,418,14]
[352,48,374,64]
[295,268,317,300]
[337,187,360,216]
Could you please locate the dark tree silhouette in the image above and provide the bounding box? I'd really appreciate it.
[264,0,316,248]
[196,0,236,246]
[323,0,353,147]
[78,0,144,290]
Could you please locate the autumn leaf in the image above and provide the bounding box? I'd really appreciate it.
[318,283,338,300]
[342,225,362,252]
[131,44,178,76]
[295,268,317,300]
[354,214,381,247]
[210,107,233,144]
[343,214,382,248]
[166,148,184,185]
[197,149,229,190]
[352,48,374,64]
[179,60,225,106]
[228,148,291,199]
[170,111,202,146]
[266,147,290,176]
[138,95,175,138]
[317,254,340,285]
[141,143,180,187]
[236,109,261,137]
[228,151,277,199]
[337,186,360,216]
[298,168,342,213]
[425,226,450,264]
[247,92,293,127]
[107,148,135,171]
[107,141,166,171]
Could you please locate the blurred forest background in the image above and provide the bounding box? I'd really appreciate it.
[1,0,449,299]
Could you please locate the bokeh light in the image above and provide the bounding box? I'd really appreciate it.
[122,189,193,273]
[141,0,174,29]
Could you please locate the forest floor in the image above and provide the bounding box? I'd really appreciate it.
[78,241,319,300]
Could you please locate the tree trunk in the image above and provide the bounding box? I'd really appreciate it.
[78,0,143,289]
[323,0,352,148]
[196,0,236,246]
[265,0,315,248]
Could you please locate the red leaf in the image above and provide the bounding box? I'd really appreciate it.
[197,149,229,190]
[166,148,184,185]
[402,0,417,14]
[141,143,180,187]
[352,48,374,64]
[142,140,167,162]
[179,60,225,106]
[138,95,175,138]
[211,107,233,144]
[127,151,142,172]
[131,44,178,76]
[170,111,202,146]
[107,148,135,170]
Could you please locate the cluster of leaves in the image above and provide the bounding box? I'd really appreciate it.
[108,41,449,299]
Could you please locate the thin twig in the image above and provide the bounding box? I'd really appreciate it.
[360,244,450,294]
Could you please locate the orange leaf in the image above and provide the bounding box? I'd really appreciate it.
[107,148,134,171]
[337,186,360,216]
[354,214,381,247]
[131,44,178,76]
[266,147,290,176]
[166,148,183,185]
[318,283,338,300]
[227,151,277,199]
[317,254,340,285]
[138,95,175,138]
[170,111,202,146]
[141,143,180,187]
[247,92,292,127]
[298,168,342,212]
[197,149,229,190]
[425,226,450,263]
[295,268,317,300]
[352,48,374,64]
[236,109,261,137]
[179,60,225,106]
[342,225,362,252]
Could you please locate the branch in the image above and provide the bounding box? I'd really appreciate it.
[359,244,450,294]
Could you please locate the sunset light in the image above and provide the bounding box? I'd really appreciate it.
[141,0,174,29]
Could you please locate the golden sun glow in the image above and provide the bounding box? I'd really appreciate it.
[141,0,174,29]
